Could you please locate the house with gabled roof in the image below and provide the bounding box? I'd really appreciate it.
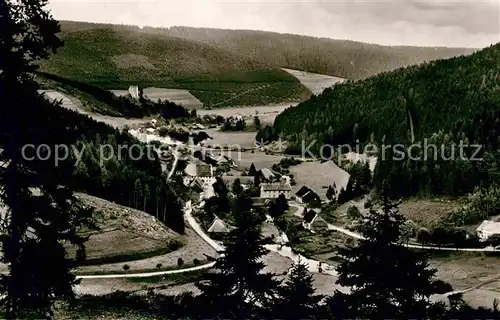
[477,220,500,241]
[207,216,234,233]
[260,182,292,199]
[183,162,216,188]
[295,186,320,205]
[258,168,276,182]
[302,209,324,231]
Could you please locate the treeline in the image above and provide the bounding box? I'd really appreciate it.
[38,102,185,233]
[263,43,500,198]
[165,26,475,79]
[37,72,191,119]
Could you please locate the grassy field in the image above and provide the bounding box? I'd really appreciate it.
[282,68,345,95]
[289,161,350,200]
[40,21,311,108]
[68,193,183,266]
[398,198,465,229]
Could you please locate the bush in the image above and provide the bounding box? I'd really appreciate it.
[193,258,201,266]
[417,227,431,243]
[486,234,500,247]
[177,257,184,268]
[156,263,163,269]
[347,205,362,220]
[123,264,130,271]
[432,279,454,294]
[364,199,373,209]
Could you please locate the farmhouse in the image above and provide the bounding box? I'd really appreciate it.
[302,209,327,231]
[260,182,292,199]
[183,163,216,188]
[128,85,140,99]
[258,168,276,182]
[476,220,500,241]
[208,217,233,233]
[295,186,320,205]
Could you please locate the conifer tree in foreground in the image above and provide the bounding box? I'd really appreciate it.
[196,193,279,318]
[332,182,438,319]
[0,1,93,318]
[274,260,325,319]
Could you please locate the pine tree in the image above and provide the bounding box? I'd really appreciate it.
[333,183,438,319]
[143,184,150,212]
[134,178,142,209]
[0,1,94,317]
[248,163,257,176]
[269,193,289,218]
[326,185,335,201]
[196,193,279,318]
[232,178,243,195]
[274,260,324,319]
[254,116,261,130]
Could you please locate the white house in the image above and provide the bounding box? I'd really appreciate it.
[183,163,216,188]
[207,216,234,233]
[128,85,140,99]
[260,183,292,199]
[476,220,500,241]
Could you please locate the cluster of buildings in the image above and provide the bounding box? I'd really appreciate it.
[183,162,295,200]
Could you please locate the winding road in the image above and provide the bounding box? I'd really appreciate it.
[290,202,500,253]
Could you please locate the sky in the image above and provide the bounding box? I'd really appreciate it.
[48,0,500,48]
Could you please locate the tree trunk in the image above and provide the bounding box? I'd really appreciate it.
[156,199,159,218]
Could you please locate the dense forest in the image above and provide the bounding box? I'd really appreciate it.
[260,43,500,198]
[164,26,476,79]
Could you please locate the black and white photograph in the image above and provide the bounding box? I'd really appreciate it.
[0,0,499,318]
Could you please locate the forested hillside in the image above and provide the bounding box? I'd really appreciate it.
[261,43,500,198]
[35,100,185,233]
[164,26,476,79]
[40,21,309,108]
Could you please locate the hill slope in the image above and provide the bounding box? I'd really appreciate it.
[163,26,477,79]
[262,43,500,198]
[40,21,310,108]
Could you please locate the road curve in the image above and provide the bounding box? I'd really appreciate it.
[325,221,500,252]
[167,151,179,181]
[76,262,216,280]
[289,200,500,253]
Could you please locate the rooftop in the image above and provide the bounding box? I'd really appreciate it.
[261,183,292,192]
[296,186,311,197]
[260,168,275,180]
[208,217,233,233]
[222,175,255,185]
[477,220,500,234]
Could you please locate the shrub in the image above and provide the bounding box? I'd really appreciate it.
[486,234,500,247]
[193,258,201,266]
[177,257,184,268]
[417,227,431,243]
[123,264,130,271]
[156,263,163,269]
[432,279,454,294]
[347,205,362,220]
[158,126,169,137]
[364,199,373,209]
